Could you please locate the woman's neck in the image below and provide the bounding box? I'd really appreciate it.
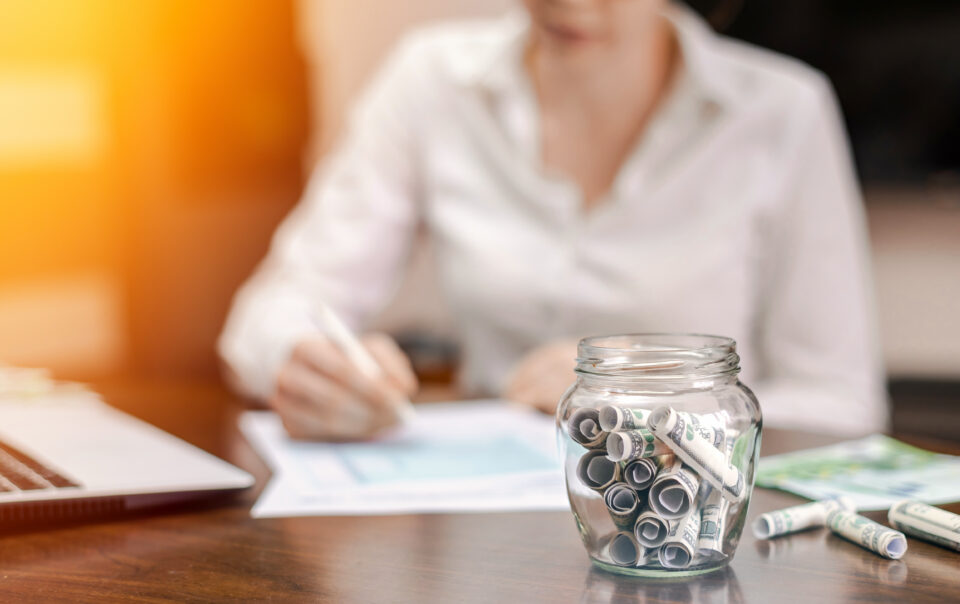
[525,14,679,207]
[527,14,677,115]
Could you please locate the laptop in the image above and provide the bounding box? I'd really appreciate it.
[0,387,254,524]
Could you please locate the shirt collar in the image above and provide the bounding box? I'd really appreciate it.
[447,3,740,109]
[664,2,740,107]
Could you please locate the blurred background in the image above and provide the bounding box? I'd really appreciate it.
[1,1,957,436]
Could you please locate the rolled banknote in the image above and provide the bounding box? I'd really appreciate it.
[753,497,856,540]
[568,408,609,450]
[681,412,726,451]
[697,488,728,560]
[609,531,646,567]
[598,406,650,432]
[888,500,960,553]
[648,406,744,503]
[604,483,641,531]
[623,458,659,491]
[681,409,730,434]
[606,428,671,462]
[634,510,671,548]
[698,436,740,558]
[659,508,702,569]
[648,457,700,520]
[826,509,907,560]
[576,450,621,492]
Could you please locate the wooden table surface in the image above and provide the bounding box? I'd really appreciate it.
[1,379,958,603]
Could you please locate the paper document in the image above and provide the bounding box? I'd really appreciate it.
[757,435,960,511]
[241,401,569,517]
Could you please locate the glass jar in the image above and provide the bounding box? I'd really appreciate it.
[557,334,762,577]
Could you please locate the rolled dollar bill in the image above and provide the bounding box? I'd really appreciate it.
[695,409,730,429]
[753,497,856,540]
[659,508,702,569]
[576,450,621,492]
[606,428,671,462]
[697,488,728,559]
[604,483,641,531]
[568,408,609,450]
[623,458,658,491]
[648,457,700,520]
[609,531,646,567]
[598,406,650,432]
[826,509,908,560]
[681,412,726,451]
[634,510,671,548]
[648,406,744,503]
[698,436,740,558]
[888,500,960,553]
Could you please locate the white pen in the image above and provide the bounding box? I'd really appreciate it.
[314,304,417,424]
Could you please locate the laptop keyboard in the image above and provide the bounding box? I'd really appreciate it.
[0,438,80,492]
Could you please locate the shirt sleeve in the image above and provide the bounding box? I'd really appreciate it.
[217,37,431,400]
[752,78,888,436]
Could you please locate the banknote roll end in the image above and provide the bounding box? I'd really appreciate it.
[598,406,619,432]
[605,483,639,512]
[646,406,671,432]
[609,532,642,566]
[635,516,669,548]
[606,432,628,462]
[577,450,619,491]
[649,484,691,519]
[658,543,692,569]
[752,517,773,540]
[887,535,908,560]
[579,418,600,440]
[624,459,656,490]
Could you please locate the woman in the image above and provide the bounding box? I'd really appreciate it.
[219,0,886,439]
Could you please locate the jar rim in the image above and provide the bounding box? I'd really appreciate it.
[576,333,739,381]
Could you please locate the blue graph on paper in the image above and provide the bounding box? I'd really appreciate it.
[334,436,555,485]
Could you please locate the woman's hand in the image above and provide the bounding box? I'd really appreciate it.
[505,339,579,415]
[270,333,418,441]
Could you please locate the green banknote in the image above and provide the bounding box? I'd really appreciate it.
[757,435,960,511]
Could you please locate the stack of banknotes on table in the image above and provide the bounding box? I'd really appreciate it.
[569,405,747,569]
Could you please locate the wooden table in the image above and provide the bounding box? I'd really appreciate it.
[1,379,958,603]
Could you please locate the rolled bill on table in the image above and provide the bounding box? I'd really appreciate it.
[609,531,646,567]
[606,428,671,462]
[888,500,960,553]
[648,406,744,503]
[568,407,609,450]
[598,406,650,432]
[826,509,907,560]
[753,497,856,540]
[659,508,702,569]
[648,457,700,520]
[635,510,671,548]
[576,450,621,492]
[604,483,642,531]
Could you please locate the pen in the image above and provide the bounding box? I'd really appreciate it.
[314,304,417,424]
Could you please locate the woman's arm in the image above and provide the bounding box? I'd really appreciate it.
[218,37,432,409]
[753,79,887,436]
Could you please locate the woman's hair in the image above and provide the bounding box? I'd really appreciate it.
[683,0,744,31]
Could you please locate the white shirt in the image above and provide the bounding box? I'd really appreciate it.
[219,5,887,435]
